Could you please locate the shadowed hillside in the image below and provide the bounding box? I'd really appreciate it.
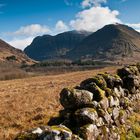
[24,31,91,61]
[68,24,140,61]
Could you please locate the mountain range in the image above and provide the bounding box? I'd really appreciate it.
[24,24,140,63]
[0,24,140,65]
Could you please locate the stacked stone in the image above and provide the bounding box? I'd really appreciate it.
[15,64,140,140]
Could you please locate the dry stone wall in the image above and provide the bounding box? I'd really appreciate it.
[15,64,140,140]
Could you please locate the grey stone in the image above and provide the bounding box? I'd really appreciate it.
[60,88,93,109]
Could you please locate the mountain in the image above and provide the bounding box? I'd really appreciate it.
[67,24,140,61]
[24,24,140,63]
[0,39,34,65]
[24,30,91,61]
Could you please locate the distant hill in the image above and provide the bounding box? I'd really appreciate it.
[24,31,91,61]
[68,24,140,62]
[0,39,34,65]
[24,24,140,63]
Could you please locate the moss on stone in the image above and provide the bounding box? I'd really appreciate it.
[92,83,105,102]
[120,130,126,140]
[51,125,72,133]
[107,107,113,114]
[80,75,107,90]
[104,87,114,97]
[92,75,107,90]
[100,73,122,88]
[119,110,125,118]
[132,122,140,138]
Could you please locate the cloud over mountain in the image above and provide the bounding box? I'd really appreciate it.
[70,6,121,32]
[55,20,69,34]
[8,24,51,37]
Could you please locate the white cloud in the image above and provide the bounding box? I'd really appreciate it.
[9,24,51,37]
[81,0,107,8]
[70,6,121,32]
[126,23,140,33]
[7,37,34,50]
[4,24,51,50]
[55,20,69,34]
[127,23,140,28]
[4,21,69,50]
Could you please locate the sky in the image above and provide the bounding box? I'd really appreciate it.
[0,0,140,50]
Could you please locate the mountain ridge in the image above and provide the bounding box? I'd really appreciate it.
[24,24,140,62]
[67,24,140,61]
[24,30,91,61]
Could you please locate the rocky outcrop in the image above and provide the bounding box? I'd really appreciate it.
[15,64,140,140]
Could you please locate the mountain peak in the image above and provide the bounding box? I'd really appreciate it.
[67,24,140,61]
[24,30,91,61]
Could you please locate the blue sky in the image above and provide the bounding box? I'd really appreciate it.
[0,0,140,49]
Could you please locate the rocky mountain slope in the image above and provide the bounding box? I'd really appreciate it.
[68,24,140,61]
[24,31,91,61]
[15,64,140,140]
[0,39,34,65]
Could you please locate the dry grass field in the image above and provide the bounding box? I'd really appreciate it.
[0,66,125,140]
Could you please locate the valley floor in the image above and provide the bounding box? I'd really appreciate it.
[0,66,119,140]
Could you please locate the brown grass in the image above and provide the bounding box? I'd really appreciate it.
[0,66,119,140]
[0,63,28,81]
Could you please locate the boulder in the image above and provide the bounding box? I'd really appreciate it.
[120,97,131,109]
[112,107,120,120]
[108,96,120,107]
[118,109,127,125]
[60,88,93,109]
[80,75,107,90]
[99,97,109,110]
[80,82,106,102]
[99,126,110,140]
[109,126,121,140]
[97,109,112,124]
[15,125,73,140]
[78,124,100,140]
[103,111,113,124]
[40,125,72,140]
[100,73,123,89]
[95,117,104,127]
[74,108,98,126]
[104,87,114,97]
[59,109,73,120]
[123,75,140,94]
[117,65,139,78]
[114,86,126,98]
